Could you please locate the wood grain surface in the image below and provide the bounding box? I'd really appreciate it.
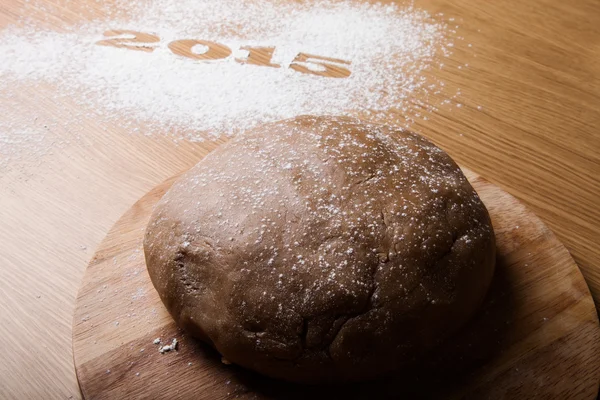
[72,169,600,399]
[1,0,600,398]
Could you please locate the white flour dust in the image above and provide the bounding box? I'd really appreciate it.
[0,0,460,168]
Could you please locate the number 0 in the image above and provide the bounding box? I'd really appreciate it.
[168,40,232,61]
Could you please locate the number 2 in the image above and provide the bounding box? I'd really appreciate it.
[96,30,160,52]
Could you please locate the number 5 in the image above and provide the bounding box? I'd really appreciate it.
[289,53,351,78]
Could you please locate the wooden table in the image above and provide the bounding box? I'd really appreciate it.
[1,0,599,398]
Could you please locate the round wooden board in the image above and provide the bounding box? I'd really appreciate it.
[72,167,600,399]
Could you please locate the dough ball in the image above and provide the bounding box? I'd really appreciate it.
[144,115,495,383]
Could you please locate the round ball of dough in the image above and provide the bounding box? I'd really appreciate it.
[144,116,495,383]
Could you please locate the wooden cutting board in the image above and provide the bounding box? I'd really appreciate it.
[72,167,600,399]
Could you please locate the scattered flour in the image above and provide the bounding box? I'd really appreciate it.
[0,0,461,169]
[158,338,178,353]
